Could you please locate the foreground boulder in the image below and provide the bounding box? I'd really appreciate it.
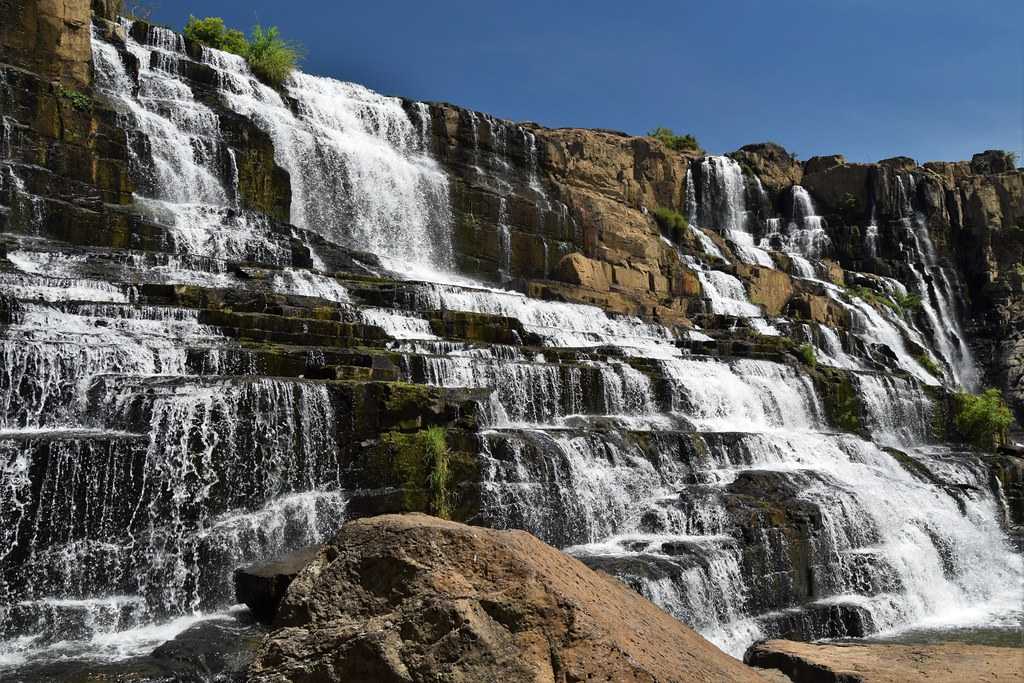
[745,639,1023,682]
[248,513,763,682]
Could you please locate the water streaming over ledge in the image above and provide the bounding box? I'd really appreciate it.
[0,23,1019,672]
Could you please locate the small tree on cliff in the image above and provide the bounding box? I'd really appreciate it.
[649,127,701,153]
[183,17,303,88]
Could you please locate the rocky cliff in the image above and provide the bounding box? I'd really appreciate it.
[0,3,1022,678]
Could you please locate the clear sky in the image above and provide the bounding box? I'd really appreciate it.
[148,0,1023,164]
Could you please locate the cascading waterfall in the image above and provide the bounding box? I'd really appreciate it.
[760,186,832,259]
[687,156,775,268]
[0,20,1019,675]
[894,174,979,390]
[199,46,454,273]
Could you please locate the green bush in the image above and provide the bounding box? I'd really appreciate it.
[182,18,303,87]
[58,86,92,112]
[649,127,700,153]
[798,343,817,368]
[184,16,249,55]
[246,25,303,88]
[915,353,941,378]
[422,426,452,519]
[652,206,689,242]
[954,388,1014,450]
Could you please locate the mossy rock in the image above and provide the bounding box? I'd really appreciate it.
[812,366,865,435]
[361,427,479,521]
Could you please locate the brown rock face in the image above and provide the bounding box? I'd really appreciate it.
[0,0,93,90]
[745,639,1023,683]
[735,264,794,316]
[730,142,803,195]
[248,514,763,683]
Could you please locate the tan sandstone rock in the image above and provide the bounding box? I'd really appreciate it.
[745,639,1024,683]
[248,514,765,683]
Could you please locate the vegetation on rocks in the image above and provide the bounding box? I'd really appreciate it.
[915,353,941,377]
[797,343,817,368]
[184,16,249,55]
[648,127,700,153]
[652,206,689,242]
[247,25,303,87]
[183,17,303,87]
[848,284,921,317]
[954,389,1014,449]
[894,291,923,311]
[383,426,455,519]
[58,85,91,112]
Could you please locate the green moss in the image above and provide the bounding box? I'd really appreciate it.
[798,343,817,368]
[648,127,700,153]
[817,369,862,433]
[915,354,942,378]
[384,381,432,413]
[652,206,689,243]
[846,285,900,313]
[895,292,923,311]
[58,86,92,112]
[423,426,452,519]
[954,388,1014,450]
[382,427,454,519]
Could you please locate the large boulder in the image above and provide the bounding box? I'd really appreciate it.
[745,639,1023,682]
[248,514,764,682]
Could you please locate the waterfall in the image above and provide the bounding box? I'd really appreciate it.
[759,186,832,260]
[198,46,454,273]
[894,175,979,390]
[687,156,775,268]
[1,22,1019,675]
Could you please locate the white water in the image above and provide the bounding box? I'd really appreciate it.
[1,24,1019,674]
[199,46,454,271]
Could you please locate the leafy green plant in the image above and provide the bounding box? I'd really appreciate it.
[58,86,92,112]
[648,127,700,153]
[915,354,941,378]
[895,292,923,311]
[184,16,249,55]
[1007,150,1019,166]
[846,285,899,313]
[652,206,689,243]
[797,343,817,368]
[246,25,303,88]
[1015,263,1024,279]
[181,18,303,87]
[954,388,1014,450]
[422,426,452,519]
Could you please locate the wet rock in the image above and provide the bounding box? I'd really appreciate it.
[745,639,1023,682]
[248,513,764,682]
[235,546,322,624]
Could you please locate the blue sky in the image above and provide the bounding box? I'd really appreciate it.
[150,0,1023,164]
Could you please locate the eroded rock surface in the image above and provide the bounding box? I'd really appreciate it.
[746,639,1023,682]
[248,514,764,682]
